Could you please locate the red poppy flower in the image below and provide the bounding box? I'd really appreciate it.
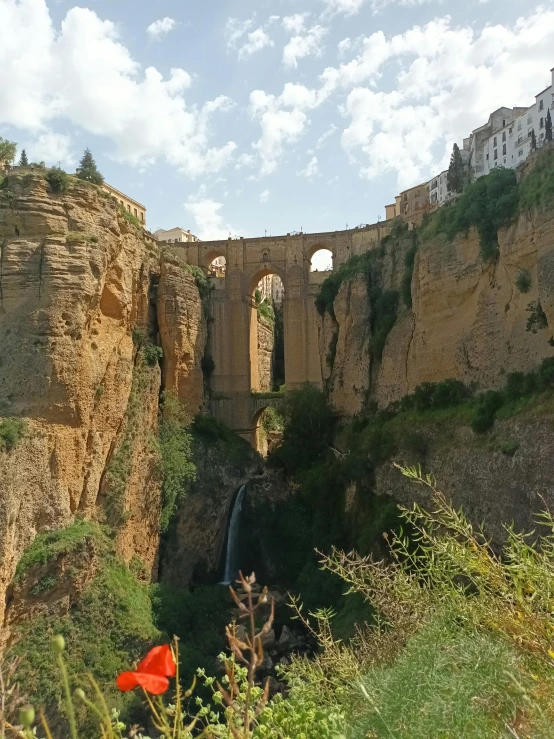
[116,645,176,695]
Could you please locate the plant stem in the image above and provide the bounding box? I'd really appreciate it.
[57,653,78,739]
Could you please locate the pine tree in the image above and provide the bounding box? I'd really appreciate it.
[76,148,104,185]
[546,109,553,143]
[18,149,29,166]
[447,143,465,194]
[531,129,537,151]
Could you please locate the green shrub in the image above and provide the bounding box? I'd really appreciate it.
[0,417,26,452]
[158,391,196,532]
[526,301,548,333]
[497,440,519,457]
[45,168,70,193]
[143,343,163,366]
[421,167,519,260]
[368,288,399,359]
[118,204,141,229]
[471,390,503,434]
[402,242,418,308]
[15,520,107,580]
[537,356,554,388]
[272,384,337,474]
[519,148,554,211]
[515,268,532,293]
[399,379,468,413]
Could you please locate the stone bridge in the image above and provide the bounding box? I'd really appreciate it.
[171,221,392,445]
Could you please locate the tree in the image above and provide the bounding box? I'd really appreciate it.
[18,149,29,166]
[546,109,553,143]
[447,143,465,194]
[0,137,17,165]
[76,148,104,185]
[531,129,537,151]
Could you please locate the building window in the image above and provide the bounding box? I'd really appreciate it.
[502,132,506,142]
[502,143,506,155]
[502,119,506,127]
[127,204,130,212]
[134,208,137,217]
[540,117,544,129]
[493,136,497,146]
[527,115,532,124]
[141,213,144,223]
[494,149,498,160]
[509,126,513,134]
[517,122,522,131]
[518,149,524,157]
[539,99,544,110]
[486,153,489,160]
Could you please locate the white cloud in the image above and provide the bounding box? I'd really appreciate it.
[259,188,270,203]
[29,132,74,166]
[337,37,352,56]
[238,28,274,60]
[283,25,327,69]
[225,16,255,49]
[249,83,324,175]
[298,155,319,180]
[282,13,310,34]
[322,0,440,15]
[0,1,236,177]
[335,9,554,188]
[314,124,338,149]
[185,186,235,240]
[146,17,177,40]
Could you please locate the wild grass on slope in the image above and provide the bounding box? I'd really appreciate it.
[286,465,554,739]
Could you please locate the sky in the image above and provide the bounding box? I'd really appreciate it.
[1,0,554,247]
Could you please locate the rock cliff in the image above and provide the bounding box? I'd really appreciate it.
[322,208,554,413]
[0,171,206,641]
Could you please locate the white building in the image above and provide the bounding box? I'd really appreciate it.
[154,227,199,243]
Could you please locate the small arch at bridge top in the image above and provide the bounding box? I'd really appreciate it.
[248,266,286,296]
[307,244,335,272]
[203,248,227,271]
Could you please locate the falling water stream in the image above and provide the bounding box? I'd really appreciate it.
[221,484,247,585]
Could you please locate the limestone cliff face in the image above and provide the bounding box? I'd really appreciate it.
[322,208,554,412]
[157,252,207,416]
[0,171,205,640]
[373,410,554,545]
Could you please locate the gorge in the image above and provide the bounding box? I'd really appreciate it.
[1,146,554,736]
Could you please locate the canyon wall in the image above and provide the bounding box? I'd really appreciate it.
[322,209,554,414]
[0,171,206,640]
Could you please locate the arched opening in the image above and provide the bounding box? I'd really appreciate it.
[309,248,334,273]
[207,254,226,276]
[249,270,285,393]
[251,406,284,455]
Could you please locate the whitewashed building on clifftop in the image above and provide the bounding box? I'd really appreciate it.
[385,65,554,221]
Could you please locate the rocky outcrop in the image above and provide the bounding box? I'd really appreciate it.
[319,274,371,416]
[374,410,554,545]
[322,208,554,413]
[157,252,207,416]
[0,171,204,640]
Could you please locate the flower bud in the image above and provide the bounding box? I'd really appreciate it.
[51,634,66,654]
[73,688,86,702]
[19,704,35,728]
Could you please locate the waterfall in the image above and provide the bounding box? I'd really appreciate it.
[221,484,247,585]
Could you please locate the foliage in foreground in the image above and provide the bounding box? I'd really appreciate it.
[3,574,344,739]
[286,465,554,739]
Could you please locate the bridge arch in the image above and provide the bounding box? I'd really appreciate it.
[249,267,286,393]
[203,248,227,271]
[307,242,335,272]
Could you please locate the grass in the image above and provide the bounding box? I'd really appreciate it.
[519,147,554,212]
[354,616,533,739]
[118,204,142,230]
[158,391,196,533]
[10,551,159,734]
[15,520,105,580]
